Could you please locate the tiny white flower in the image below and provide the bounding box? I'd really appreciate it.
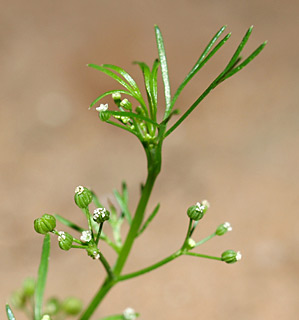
[112,92,121,100]
[80,230,92,243]
[121,116,130,123]
[236,251,242,261]
[94,251,100,260]
[123,307,137,320]
[93,208,107,219]
[195,202,206,213]
[201,199,210,208]
[58,231,66,241]
[96,103,108,112]
[223,222,232,231]
[41,315,51,320]
[75,186,84,194]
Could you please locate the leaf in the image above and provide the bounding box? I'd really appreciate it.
[113,189,132,225]
[150,59,160,111]
[137,203,160,236]
[102,64,143,98]
[54,214,85,232]
[155,25,171,119]
[34,233,51,320]
[89,90,133,109]
[5,304,16,320]
[88,64,135,95]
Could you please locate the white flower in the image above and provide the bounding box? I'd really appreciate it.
[80,230,92,243]
[236,251,242,261]
[41,315,51,320]
[93,250,100,260]
[123,307,137,320]
[201,199,210,208]
[93,208,107,219]
[223,222,232,232]
[75,186,84,194]
[58,231,66,241]
[195,202,206,213]
[96,103,108,112]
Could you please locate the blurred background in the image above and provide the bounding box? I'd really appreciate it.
[1,0,298,319]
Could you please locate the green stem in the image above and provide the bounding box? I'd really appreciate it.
[182,219,193,248]
[184,251,222,261]
[195,232,216,247]
[118,250,182,282]
[99,253,114,280]
[96,223,104,245]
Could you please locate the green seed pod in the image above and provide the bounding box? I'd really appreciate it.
[185,238,196,250]
[216,222,232,236]
[34,214,56,234]
[61,297,83,315]
[74,186,93,209]
[44,297,61,316]
[120,98,132,111]
[22,277,35,296]
[93,208,110,223]
[99,111,110,122]
[58,231,73,251]
[221,250,242,264]
[187,201,209,221]
[10,289,26,309]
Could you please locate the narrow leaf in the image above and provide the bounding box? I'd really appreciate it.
[155,25,171,119]
[54,214,85,233]
[150,59,160,111]
[89,90,133,109]
[224,26,253,73]
[137,203,160,236]
[88,64,135,95]
[220,41,267,81]
[113,189,132,224]
[102,64,144,99]
[5,305,16,320]
[170,32,231,109]
[34,234,51,320]
[122,181,129,204]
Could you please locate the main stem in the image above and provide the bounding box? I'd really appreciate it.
[80,143,162,320]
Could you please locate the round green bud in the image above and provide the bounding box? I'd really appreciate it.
[99,111,110,122]
[187,201,209,221]
[120,98,132,111]
[74,186,93,209]
[112,92,121,101]
[34,214,56,234]
[216,222,232,236]
[185,238,196,250]
[44,297,60,316]
[62,297,83,315]
[10,289,26,309]
[58,231,73,251]
[93,208,110,223]
[22,277,35,296]
[221,250,242,264]
[86,245,100,260]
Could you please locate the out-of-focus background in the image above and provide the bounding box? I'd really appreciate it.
[1,0,298,319]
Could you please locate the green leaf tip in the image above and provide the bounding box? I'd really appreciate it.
[6,304,16,320]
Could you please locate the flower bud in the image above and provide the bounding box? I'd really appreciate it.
[185,238,196,250]
[44,297,60,316]
[74,186,93,209]
[93,208,110,223]
[99,111,110,122]
[34,214,56,234]
[22,277,35,296]
[61,297,83,315]
[187,201,209,221]
[120,98,132,111]
[123,307,138,320]
[86,246,100,260]
[112,92,121,101]
[10,289,26,309]
[41,315,52,320]
[57,231,73,251]
[216,222,232,236]
[221,250,242,264]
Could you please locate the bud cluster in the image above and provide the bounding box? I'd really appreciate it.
[93,207,110,223]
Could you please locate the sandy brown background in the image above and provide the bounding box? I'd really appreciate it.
[1,0,298,319]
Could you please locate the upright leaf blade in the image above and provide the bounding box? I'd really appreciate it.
[34,234,51,320]
[155,25,171,119]
[5,304,16,320]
